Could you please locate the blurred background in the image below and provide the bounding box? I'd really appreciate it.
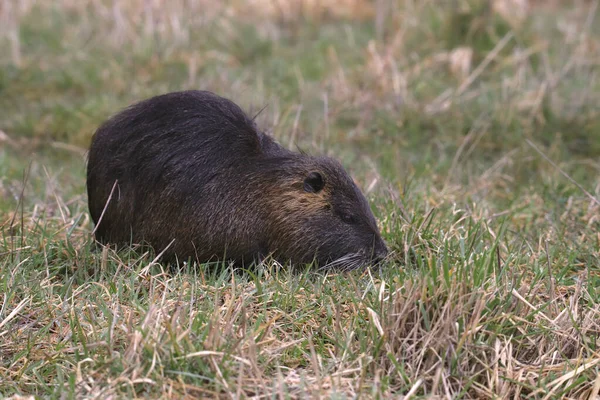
[0,0,599,231]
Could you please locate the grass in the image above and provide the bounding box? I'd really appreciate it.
[1,0,600,398]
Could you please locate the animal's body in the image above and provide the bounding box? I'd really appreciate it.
[86,90,387,269]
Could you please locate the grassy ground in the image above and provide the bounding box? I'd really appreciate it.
[1,0,600,398]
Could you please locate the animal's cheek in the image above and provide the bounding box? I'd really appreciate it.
[299,216,338,239]
[343,226,372,247]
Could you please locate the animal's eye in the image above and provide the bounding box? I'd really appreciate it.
[341,212,356,224]
[304,171,325,193]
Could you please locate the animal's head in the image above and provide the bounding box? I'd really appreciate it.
[268,156,388,270]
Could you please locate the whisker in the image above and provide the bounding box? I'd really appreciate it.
[322,251,368,272]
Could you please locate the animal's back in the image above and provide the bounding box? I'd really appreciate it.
[89,91,263,189]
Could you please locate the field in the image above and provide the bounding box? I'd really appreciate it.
[1,0,600,398]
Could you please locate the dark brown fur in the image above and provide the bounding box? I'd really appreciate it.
[87,90,387,269]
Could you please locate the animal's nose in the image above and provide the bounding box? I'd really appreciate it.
[371,238,388,265]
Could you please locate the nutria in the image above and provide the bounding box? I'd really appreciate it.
[86,90,388,270]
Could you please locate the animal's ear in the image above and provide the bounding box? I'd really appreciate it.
[304,171,325,193]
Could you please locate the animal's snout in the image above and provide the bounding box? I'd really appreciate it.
[371,237,389,265]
